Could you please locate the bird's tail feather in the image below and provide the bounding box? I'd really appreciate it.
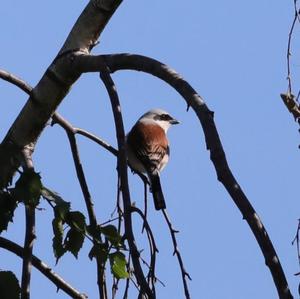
[149,173,166,210]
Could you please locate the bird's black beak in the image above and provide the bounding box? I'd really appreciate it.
[170,118,180,125]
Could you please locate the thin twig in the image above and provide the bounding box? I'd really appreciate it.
[0,237,87,298]
[112,277,119,299]
[0,69,34,94]
[122,253,132,299]
[100,68,154,299]
[162,209,191,299]
[142,178,149,234]
[286,0,299,95]
[100,216,120,226]
[131,206,158,292]
[51,113,108,299]
[75,128,118,156]
[292,219,300,268]
[122,275,130,299]
[20,147,36,299]
[139,256,165,287]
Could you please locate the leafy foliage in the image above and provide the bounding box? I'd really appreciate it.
[100,225,122,247]
[93,225,128,279]
[0,171,42,234]
[0,191,17,233]
[42,187,87,261]
[88,243,109,263]
[42,187,128,279]
[64,212,86,258]
[0,271,20,299]
[13,171,42,206]
[109,252,129,279]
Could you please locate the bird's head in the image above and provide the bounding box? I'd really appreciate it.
[139,109,180,132]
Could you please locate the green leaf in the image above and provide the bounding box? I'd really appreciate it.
[51,206,86,261]
[54,203,70,221]
[14,171,42,206]
[109,252,129,279]
[0,271,20,299]
[52,217,65,262]
[100,225,122,246]
[0,191,17,234]
[66,211,86,232]
[41,187,70,220]
[88,243,109,263]
[64,227,85,259]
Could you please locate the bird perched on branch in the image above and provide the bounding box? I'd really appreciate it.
[126,109,179,210]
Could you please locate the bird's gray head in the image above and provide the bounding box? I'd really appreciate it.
[139,109,180,132]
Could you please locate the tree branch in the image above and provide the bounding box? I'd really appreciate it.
[0,68,119,162]
[20,148,36,299]
[51,113,108,299]
[162,210,191,299]
[0,69,33,94]
[75,128,118,156]
[21,204,35,299]
[99,68,154,298]
[0,237,87,299]
[286,0,300,96]
[0,0,122,188]
[74,53,293,299]
[0,70,108,299]
[131,206,158,293]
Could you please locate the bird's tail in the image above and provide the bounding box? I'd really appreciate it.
[149,172,166,210]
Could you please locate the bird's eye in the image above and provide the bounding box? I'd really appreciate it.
[160,114,171,121]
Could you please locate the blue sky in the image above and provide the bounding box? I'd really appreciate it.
[1,1,300,298]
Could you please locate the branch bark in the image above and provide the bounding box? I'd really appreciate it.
[0,0,122,188]
[0,237,87,299]
[20,148,36,299]
[100,69,154,298]
[74,53,293,299]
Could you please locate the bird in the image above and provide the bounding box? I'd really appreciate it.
[126,109,179,210]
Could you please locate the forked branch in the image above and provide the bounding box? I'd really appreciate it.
[0,0,123,188]
[74,53,293,299]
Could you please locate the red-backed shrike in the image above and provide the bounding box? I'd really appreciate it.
[126,109,179,210]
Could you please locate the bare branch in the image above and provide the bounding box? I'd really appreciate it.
[0,68,119,161]
[21,204,35,299]
[292,219,300,269]
[0,69,33,94]
[282,1,300,120]
[51,113,108,299]
[74,53,293,299]
[20,148,36,299]
[99,68,154,298]
[131,206,158,293]
[75,128,118,156]
[162,209,191,299]
[0,237,87,299]
[286,1,299,95]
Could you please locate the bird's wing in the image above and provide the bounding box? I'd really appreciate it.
[127,122,169,174]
